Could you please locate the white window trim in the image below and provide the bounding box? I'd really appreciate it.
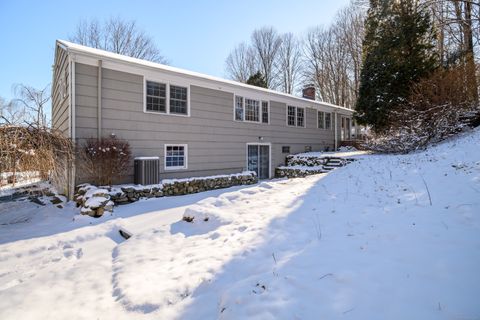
[234,95,244,122]
[317,111,333,130]
[286,105,306,128]
[297,106,306,128]
[286,105,296,127]
[325,112,333,130]
[233,95,269,125]
[246,142,272,179]
[317,111,323,129]
[261,100,270,124]
[144,77,190,117]
[164,144,188,171]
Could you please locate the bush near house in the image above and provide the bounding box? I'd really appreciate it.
[0,125,73,188]
[78,137,131,186]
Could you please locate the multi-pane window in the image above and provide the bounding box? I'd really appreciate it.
[146,81,167,113]
[169,85,188,114]
[245,99,259,122]
[318,111,325,129]
[261,101,269,124]
[282,146,290,154]
[325,112,332,129]
[297,107,305,127]
[318,111,332,129]
[287,106,296,126]
[235,96,244,121]
[235,96,268,124]
[165,145,187,169]
[287,106,305,127]
[146,81,188,115]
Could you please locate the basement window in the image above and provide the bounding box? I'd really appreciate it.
[282,146,290,154]
[165,144,187,170]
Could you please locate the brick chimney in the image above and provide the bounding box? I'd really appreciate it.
[302,85,316,100]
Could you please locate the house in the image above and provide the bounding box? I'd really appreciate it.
[52,40,354,197]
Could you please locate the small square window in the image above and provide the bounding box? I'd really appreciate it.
[282,146,290,154]
[165,145,187,170]
[305,146,312,152]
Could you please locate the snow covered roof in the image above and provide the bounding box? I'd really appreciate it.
[56,39,353,113]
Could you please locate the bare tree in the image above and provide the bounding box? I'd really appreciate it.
[69,17,167,63]
[251,27,283,89]
[276,33,303,94]
[424,0,479,102]
[303,1,366,108]
[335,4,366,101]
[225,42,257,82]
[13,84,50,128]
[0,97,28,125]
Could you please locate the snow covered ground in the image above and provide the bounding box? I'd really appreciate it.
[0,128,479,319]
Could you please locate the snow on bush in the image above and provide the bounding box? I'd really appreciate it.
[365,66,480,154]
[78,137,131,186]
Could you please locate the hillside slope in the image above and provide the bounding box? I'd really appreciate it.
[0,128,479,319]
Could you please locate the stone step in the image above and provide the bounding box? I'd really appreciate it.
[322,166,336,171]
[324,162,345,167]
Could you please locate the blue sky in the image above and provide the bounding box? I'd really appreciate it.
[0,0,350,102]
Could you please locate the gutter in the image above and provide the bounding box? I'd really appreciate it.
[68,53,76,200]
[97,60,102,138]
[334,112,338,150]
[56,40,354,113]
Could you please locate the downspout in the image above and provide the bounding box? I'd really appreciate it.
[97,60,102,139]
[69,55,76,200]
[334,111,338,151]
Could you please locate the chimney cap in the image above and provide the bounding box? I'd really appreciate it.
[302,85,316,100]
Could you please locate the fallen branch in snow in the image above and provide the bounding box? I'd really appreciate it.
[318,273,333,280]
[421,176,433,206]
[343,307,355,314]
[272,252,277,264]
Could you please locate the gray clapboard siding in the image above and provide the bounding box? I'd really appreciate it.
[51,45,70,136]
[73,62,350,183]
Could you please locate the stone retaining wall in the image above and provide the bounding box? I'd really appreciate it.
[275,167,326,178]
[286,155,327,167]
[75,171,257,217]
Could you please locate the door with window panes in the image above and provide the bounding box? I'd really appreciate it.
[247,144,270,179]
